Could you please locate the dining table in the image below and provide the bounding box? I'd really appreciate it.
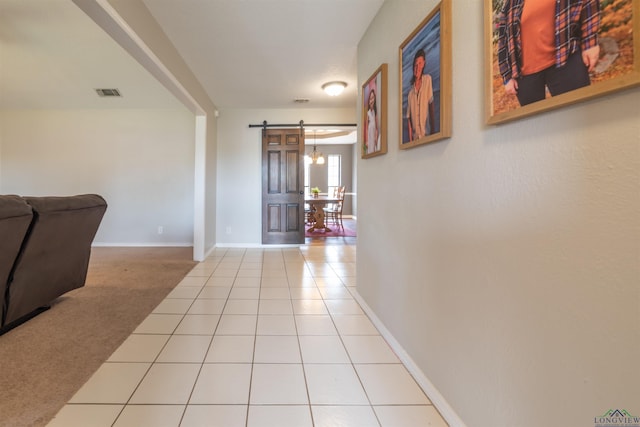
[305,195,341,232]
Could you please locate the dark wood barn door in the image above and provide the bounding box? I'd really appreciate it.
[262,128,305,244]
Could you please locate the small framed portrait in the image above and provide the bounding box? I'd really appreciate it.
[399,0,452,150]
[485,0,640,125]
[362,63,388,159]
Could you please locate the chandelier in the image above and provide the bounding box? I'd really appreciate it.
[305,131,325,165]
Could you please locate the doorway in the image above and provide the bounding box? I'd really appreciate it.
[303,127,358,241]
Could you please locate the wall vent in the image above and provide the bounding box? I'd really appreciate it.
[95,88,121,97]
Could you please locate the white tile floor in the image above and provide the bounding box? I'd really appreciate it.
[47,246,448,427]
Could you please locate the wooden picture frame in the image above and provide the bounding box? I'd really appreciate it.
[485,0,640,125]
[362,63,388,158]
[399,0,452,150]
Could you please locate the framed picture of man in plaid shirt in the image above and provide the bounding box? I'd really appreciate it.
[485,0,640,125]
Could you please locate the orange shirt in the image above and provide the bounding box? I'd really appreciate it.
[521,0,556,75]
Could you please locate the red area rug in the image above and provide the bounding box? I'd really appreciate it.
[305,220,356,238]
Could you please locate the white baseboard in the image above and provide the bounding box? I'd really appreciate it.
[212,243,302,249]
[92,242,192,247]
[352,290,468,427]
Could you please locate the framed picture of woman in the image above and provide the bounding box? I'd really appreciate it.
[399,0,452,150]
[485,0,640,125]
[362,63,388,159]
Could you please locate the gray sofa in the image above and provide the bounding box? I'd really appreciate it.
[0,194,107,333]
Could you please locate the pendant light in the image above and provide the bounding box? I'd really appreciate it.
[306,131,325,165]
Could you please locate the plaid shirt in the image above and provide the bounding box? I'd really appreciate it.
[497,0,600,83]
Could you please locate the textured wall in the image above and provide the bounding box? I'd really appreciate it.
[356,1,640,426]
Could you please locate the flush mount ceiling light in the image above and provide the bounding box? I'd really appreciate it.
[322,81,347,96]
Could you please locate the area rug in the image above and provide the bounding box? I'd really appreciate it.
[305,221,356,238]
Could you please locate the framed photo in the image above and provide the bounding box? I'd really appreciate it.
[399,0,452,150]
[362,63,388,158]
[485,0,640,125]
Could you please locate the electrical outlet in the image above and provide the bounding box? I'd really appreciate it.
[158,226,163,234]
[226,226,232,235]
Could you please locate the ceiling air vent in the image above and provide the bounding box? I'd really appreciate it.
[95,88,121,97]
[294,98,310,104]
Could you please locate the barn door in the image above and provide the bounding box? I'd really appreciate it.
[262,128,305,244]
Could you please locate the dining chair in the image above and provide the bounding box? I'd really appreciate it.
[323,185,345,229]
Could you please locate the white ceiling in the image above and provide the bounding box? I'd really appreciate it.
[0,0,183,109]
[0,0,384,112]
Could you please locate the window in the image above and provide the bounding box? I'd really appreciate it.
[327,154,341,194]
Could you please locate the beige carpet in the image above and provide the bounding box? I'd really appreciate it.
[0,247,197,427]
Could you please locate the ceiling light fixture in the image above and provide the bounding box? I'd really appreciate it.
[322,81,347,96]
[305,131,325,165]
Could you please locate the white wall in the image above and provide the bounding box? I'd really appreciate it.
[204,113,218,254]
[0,109,195,245]
[357,1,640,427]
[215,108,356,245]
[85,0,220,259]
